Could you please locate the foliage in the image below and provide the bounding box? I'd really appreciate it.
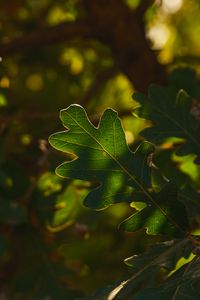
[50,69,200,299]
[1,0,200,299]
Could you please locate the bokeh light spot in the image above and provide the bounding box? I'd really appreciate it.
[26,74,43,91]
[162,0,183,14]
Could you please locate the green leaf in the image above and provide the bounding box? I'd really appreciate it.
[36,172,88,231]
[178,185,200,219]
[135,257,200,300]
[168,68,200,98]
[49,104,154,209]
[153,148,190,188]
[134,85,200,163]
[49,105,188,236]
[120,182,188,236]
[99,238,193,300]
[124,239,193,271]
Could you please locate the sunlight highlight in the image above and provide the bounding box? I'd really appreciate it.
[162,0,183,14]
[147,24,170,49]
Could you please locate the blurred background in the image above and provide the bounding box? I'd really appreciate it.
[1,0,200,299]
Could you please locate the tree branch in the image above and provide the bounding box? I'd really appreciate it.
[81,0,166,92]
[0,20,92,57]
[0,0,166,92]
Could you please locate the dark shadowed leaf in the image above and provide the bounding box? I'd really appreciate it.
[178,185,200,219]
[134,86,200,163]
[168,68,200,98]
[108,239,193,300]
[135,256,200,300]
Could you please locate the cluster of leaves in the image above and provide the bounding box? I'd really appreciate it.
[50,68,200,299]
[2,1,200,299]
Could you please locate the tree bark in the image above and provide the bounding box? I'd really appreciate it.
[82,0,166,92]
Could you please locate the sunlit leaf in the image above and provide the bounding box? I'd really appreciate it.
[49,105,154,209]
[49,105,188,236]
[120,182,188,236]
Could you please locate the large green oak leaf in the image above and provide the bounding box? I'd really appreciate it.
[49,105,188,236]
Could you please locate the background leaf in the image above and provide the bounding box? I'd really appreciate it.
[134,86,200,163]
[135,257,200,300]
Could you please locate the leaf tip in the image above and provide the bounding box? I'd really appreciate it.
[60,104,84,118]
[102,107,118,116]
[135,141,155,156]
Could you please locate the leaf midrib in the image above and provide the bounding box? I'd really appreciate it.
[64,110,186,235]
